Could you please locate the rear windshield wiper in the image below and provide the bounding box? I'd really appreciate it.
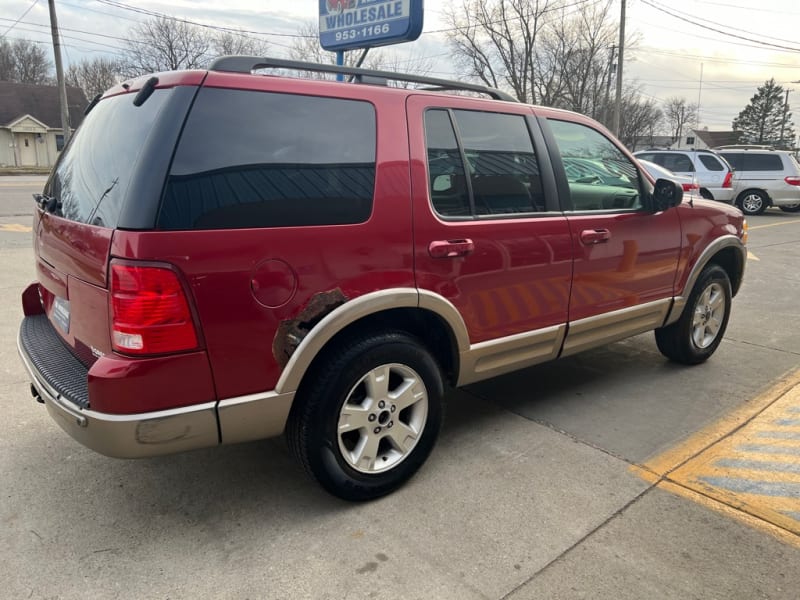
[33,193,61,214]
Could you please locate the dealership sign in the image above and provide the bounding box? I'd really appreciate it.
[319,0,424,51]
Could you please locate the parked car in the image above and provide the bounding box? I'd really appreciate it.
[633,149,735,203]
[637,158,700,195]
[17,57,747,501]
[715,147,800,215]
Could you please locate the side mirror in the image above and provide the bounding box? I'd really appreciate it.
[652,178,683,212]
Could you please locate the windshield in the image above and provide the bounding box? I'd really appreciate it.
[44,89,172,228]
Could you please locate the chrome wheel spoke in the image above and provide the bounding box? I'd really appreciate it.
[352,432,381,471]
[387,422,419,453]
[389,377,424,411]
[364,365,391,402]
[338,404,372,433]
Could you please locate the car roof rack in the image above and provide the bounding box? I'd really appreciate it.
[713,145,776,151]
[209,56,519,103]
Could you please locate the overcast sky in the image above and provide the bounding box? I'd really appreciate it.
[2,0,799,134]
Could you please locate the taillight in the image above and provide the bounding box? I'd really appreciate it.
[681,182,699,192]
[110,262,198,355]
[722,172,733,188]
[785,176,800,186]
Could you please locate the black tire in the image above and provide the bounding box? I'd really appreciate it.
[779,204,800,213]
[699,189,713,200]
[655,264,732,365]
[286,331,444,501]
[737,190,768,215]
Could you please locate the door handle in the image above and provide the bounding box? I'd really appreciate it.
[428,239,475,258]
[580,229,611,245]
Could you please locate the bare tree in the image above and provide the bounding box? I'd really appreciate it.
[288,22,431,84]
[615,89,664,150]
[663,97,698,143]
[443,0,552,103]
[66,57,122,99]
[122,17,211,77]
[0,37,52,83]
[212,31,269,58]
[544,1,616,119]
[443,0,621,113]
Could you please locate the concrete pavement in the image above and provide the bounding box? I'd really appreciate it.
[1,175,799,599]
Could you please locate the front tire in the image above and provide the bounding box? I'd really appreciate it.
[779,203,800,213]
[286,331,444,501]
[655,265,732,365]
[737,190,768,215]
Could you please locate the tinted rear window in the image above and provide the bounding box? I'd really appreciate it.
[698,154,724,171]
[651,153,694,172]
[45,89,172,227]
[159,88,376,230]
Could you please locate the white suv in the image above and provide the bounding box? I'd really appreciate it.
[633,149,735,204]
[716,148,800,215]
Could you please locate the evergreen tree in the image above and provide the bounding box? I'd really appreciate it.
[732,78,795,148]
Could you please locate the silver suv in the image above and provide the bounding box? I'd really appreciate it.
[716,148,800,215]
[633,149,735,204]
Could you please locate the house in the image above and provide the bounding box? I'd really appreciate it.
[0,81,87,168]
[669,129,742,150]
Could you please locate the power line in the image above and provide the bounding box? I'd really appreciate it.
[639,0,800,53]
[2,0,39,36]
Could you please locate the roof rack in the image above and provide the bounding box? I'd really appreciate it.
[209,56,519,103]
[713,144,776,151]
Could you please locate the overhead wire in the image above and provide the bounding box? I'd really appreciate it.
[2,0,39,36]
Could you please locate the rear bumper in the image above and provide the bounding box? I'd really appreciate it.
[18,313,295,457]
[704,187,735,203]
[18,314,219,458]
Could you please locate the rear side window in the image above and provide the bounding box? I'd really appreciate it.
[720,153,742,170]
[744,154,784,171]
[45,89,172,227]
[698,155,724,171]
[423,108,544,218]
[653,153,695,173]
[159,88,376,230]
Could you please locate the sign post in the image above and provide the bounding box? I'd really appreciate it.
[319,0,424,53]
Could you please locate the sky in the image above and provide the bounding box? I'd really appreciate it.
[2,0,800,136]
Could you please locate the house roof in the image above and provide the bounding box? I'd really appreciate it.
[694,130,741,148]
[0,81,87,129]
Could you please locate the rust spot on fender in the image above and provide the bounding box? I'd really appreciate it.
[273,288,348,368]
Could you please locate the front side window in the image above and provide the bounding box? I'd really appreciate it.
[159,89,376,230]
[548,119,642,211]
[423,109,544,218]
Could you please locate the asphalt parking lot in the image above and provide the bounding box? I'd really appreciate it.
[1,175,799,599]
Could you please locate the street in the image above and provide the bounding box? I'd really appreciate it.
[1,175,799,599]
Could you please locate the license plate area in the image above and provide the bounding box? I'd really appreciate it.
[51,296,70,334]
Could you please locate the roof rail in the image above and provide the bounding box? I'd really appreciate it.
[713,144,776,151]
[208,55,519,103]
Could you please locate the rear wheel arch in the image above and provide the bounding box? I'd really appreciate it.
[276,290,468,396]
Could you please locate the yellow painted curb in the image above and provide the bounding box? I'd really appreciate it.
[632,367,800,547]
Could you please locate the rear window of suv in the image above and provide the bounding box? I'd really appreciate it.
[698,154,725,171]
[45,89,173,227]
[158,88,376,230]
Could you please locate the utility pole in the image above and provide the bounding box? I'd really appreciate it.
[782,81,800,149]
[48,0,71,146]
[605,45,616,127]
[612,0,626,137]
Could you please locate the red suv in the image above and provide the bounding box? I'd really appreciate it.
[18,58,747,500]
